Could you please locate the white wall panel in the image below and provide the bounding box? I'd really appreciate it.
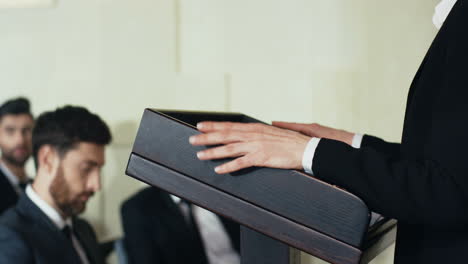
[0,0,438,263]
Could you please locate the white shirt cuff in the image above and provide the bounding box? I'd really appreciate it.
[352,133,363,148]
[302,134,362,174]
[302,137,321,175]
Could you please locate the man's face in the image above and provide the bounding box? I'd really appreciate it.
[0,114,34,167]
[49,142,105,217]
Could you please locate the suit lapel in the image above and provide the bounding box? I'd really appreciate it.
[16,195,82,264]
[0,169,19,212]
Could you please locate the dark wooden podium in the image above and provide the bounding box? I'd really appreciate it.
[125,109,397,264]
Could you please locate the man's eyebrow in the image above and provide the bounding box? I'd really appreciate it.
[83,160,102,167]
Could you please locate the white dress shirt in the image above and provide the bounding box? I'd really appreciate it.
[0,162,22,195]
[26,185,90,264]
[433,0,457,29]
[170,195,240,264]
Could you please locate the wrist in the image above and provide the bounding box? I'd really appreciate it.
[341,131,354,145]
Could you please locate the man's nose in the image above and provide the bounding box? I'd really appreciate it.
[13,131,26,146]
[88,171,102,193]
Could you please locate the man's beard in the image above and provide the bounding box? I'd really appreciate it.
[1,146,30,167]
[49,165,94,218]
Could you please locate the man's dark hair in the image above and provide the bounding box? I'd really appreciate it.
[32,105,112,168]
[0,97,32,121]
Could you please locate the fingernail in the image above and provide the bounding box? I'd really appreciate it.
[214,166,222,173]
[197,123,204,129]
[189,136,196,144]
[197,151,205,159]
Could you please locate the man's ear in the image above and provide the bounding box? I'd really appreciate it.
[37,145,58,173]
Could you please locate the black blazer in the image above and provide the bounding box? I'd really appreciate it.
[121,187,240,264]
[313,1,468,263]
[0,167,20,215]
[0,194,105,264]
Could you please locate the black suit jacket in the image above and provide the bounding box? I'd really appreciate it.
[0,167,20,215]
[121,187,240,264]
[313,1,468,263]
[0,194,105,264]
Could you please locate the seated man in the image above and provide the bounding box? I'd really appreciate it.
[0,106,112,264]
[0,97,35,214]
[121,186,240,264]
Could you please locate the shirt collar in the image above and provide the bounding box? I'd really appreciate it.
[25,185,72,229]
[433,0,457,29]
[170,194,182,204]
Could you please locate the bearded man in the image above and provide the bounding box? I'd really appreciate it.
[0,97,34,214]
[0,106,112,264]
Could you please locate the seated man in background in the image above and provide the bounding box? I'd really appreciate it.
[0,97,34,214]
[121,186,240,264]
[0,106,112,264]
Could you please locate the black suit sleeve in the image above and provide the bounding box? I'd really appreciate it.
[313,138,468,229]
[361,135,400,158]
[121,201,163,264]
[0,225,33,263]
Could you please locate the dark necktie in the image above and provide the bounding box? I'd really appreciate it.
[18,182,28,191]
[18,179,32,191]
[179,199,193,224]
[178,200,200,234]
[62,225,73,240]
[62,225,85,263]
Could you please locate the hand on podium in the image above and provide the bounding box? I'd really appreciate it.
[272,122,354,146]
[189,121,310,174]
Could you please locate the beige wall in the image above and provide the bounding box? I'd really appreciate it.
[0,0,438,263]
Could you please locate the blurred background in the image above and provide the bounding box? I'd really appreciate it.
[0,0,438,263]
